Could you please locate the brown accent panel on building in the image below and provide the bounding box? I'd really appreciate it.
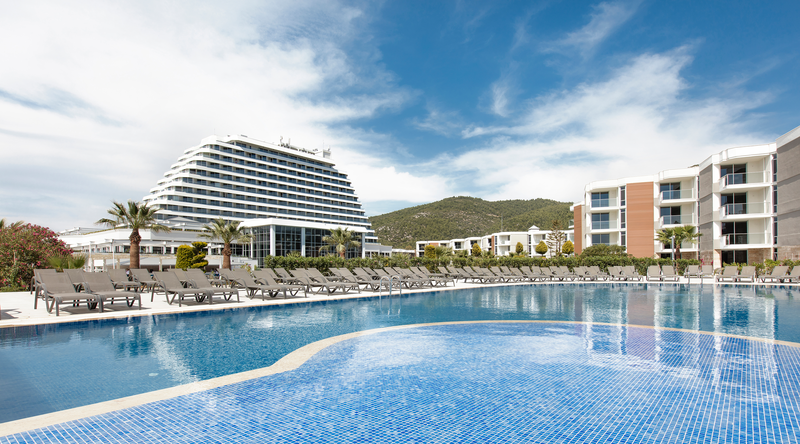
[627,182,655,258]
[573,205,583,255]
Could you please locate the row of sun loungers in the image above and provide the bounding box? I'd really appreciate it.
[31,262,800,316]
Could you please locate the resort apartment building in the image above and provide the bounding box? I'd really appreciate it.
[416,225,574,258]
[573,124,800,265]
[61,135,392,267]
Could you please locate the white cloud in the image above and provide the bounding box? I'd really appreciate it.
[0,0,435,229]
[544,0,642,57]
[445,48,773,203]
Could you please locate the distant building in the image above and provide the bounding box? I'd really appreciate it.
[416,225,574,258]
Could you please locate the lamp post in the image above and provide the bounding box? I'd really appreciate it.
[671,234,676,265]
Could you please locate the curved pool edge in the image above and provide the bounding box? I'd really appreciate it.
[3,318,799,437]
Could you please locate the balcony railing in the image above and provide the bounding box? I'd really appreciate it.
[721,233,766,246]
[719,202,768,218]
[591,221,617,230]
[591,198,618,208]
[719,171,768,188]
[660,215,695,226]
[659,189,695,202]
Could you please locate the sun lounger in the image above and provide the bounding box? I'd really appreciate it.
[30,268,57,300]
[64,269,87,291]
[37,273,101,316]
[646,265,662,281]
[715,266,739,282]
[783,267,800,283]
[490,266,522,282]
[185,268,225,288]
[382,267,427,288]
[760,266,789,283]
[153,271,212,306]
[588,266,609,281]
[291,269,359,294]
[130,269,159,295]
[186,269,241,301]
[607,266,625,281]
[522,266,548,281]
[737,266,757,283]
[331,267,386,291]
[107,269,141,291]
[413,266,452,286]
[621,266,642,281]
[661,265,680,282]
[256,272,307,298]
[224,269,289,299]
[83,272,142,310]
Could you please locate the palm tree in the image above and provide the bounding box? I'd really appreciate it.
[319,227,361,258]
[0,218,24,229]
[96,201,170,269]
[199,218,252,270]
[655,225,702,259]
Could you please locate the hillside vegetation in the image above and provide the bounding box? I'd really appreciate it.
[368,196,573,250]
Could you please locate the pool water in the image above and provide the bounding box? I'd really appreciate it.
[1,283,799,436]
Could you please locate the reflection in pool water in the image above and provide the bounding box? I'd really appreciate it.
[1,283,798,424]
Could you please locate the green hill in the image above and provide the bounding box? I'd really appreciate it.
[368,196,573,250]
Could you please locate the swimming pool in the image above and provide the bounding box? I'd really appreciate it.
[2,283,799,441]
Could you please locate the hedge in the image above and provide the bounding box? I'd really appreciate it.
[254,255,703,276]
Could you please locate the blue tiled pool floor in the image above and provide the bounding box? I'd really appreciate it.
[4,322,800,443]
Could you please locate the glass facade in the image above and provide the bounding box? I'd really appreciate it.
[274,226,302,257]
[592,234,610,245]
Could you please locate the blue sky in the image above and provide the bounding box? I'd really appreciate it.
[1,0,799,230]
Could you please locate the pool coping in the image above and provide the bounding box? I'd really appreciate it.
[2,318,799,437]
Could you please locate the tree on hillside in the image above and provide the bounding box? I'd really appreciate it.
[320,227,361,259]
[96,201,170,269]
[545,220,567,257]
[200,218,252,270]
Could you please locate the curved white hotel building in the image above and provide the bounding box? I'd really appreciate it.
[62,135,390,267]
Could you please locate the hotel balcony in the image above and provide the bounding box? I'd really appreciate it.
[659,215,697,227]
[718,233,768,248]
[589,198,618,212]
[719,171,770,191]
[719,202,771,220]
[590,221,618,231]
[659,189,696,204]
[656,241,698,253]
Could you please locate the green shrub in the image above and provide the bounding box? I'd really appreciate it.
[175,245,193,269]
[535,241,548,256]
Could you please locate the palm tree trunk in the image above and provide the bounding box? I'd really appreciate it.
[130,229,142,269]
[223,242,232,270]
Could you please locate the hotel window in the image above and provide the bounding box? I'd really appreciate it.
[619,186,626,206]
[592,213,610,229]
[720,164,747,185]
[591,192,610,208]
[660,182,681,200]
[660,207,681,225]
[592,234,610,245]
[773,185,778,214]
[721,221,748,245]
[620,209,626,229]
[721,193,747,216]
[772,154,777,182]
[621,232,626,246]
